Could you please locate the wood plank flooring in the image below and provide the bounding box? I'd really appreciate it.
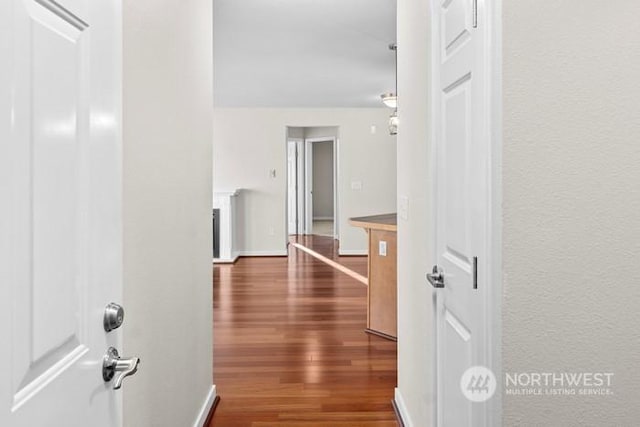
[289,235,368,278]
[210,241,397,427]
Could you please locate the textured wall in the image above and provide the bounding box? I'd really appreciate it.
[213,108,396,255]
[122,0,214,425]
[503,1,640,425]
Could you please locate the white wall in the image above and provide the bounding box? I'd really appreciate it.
[312,141,334,219]
[502,1,640,425]
[122,0,214,425]
[287,127,305,139]
[305,126,338,140]
[213,108,396,255]
[395,0,434,425]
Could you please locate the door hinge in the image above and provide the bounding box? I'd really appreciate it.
[472,0,478,28]
[473,256,478,289]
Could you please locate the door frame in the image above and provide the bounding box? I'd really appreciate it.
[304,137,338,237]
[428,0,502,425]
[287,138,304,235]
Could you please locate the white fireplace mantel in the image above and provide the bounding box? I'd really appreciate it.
[213,190,240,263]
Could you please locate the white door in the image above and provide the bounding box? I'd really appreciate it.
[432,0,491,425]
[287,141,298,234]
[304,140,313,234]
[0,0,126,425]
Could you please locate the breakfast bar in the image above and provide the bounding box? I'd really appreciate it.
[349,213,397,341]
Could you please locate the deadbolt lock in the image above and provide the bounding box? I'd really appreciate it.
[103,302,125,332]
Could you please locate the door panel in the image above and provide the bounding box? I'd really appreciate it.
[1,0,122,425]
[287,141,298,234]
[444,87,471,265]
[304,140,313,234]
[30,4,84,369]
[442,309,472,427]
[443,0,472,55]
[434,0,489,425]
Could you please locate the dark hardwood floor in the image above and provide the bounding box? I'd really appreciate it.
[210,240,397,427]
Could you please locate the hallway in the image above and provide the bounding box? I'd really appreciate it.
[211,243,398,426]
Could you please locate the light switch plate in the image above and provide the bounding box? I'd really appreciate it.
[351,180,362,191]
[378,240,387,256]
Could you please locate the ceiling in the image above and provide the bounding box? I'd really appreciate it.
[213,0,397,108]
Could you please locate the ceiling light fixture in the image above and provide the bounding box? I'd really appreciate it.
[389,110,398,136]
[387,43,398,135]
[381,93,397,109]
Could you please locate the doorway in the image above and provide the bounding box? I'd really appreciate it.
[305,137,336,238]
[286,127,338,239]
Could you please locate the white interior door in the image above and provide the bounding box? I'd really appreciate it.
[432,0,491,425]
[332,138,338,239]
[296,141,305,235]
[287,141,298,234]
[0,0,124,426]
[304,140,313,234]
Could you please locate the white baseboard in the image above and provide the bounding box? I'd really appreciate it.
[338,249,367,256]
[394,388,415,427]
[193,385,216,427]
[213,254,239,264]
[237,250,288,257]
[313,216,333,221]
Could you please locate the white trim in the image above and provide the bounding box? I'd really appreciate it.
[192,385,216,427]
[333,137,339,239]
[237,250,288,257]
[337,249,367,256]
[296,140,304,234]
[213,254,239,264]
[304,139,314,234]
[213,190,240,262]
[312,216,333,221]
[394,388,415,427]
[286,138,304,236]
[428,2,439,423]
[487,0,503,425]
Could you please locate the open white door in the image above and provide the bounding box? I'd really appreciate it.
[431,0,493,426]
[0,0,128,426]
[304,139,313,234]
[287,140,299,235]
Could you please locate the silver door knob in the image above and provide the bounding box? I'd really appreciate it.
[102,347,140,390]
[104,302,125,332]
[427,265,445,288]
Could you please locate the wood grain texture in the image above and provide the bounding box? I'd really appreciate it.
[367,230,397,339]
[289,235,368,277]
[289,241,368,285]
[210,243,397,427]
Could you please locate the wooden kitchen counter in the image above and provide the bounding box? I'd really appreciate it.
[349,213,397,341]
[349,213,397,232]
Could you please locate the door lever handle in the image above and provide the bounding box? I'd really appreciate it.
[103,347,140,390]
[427,266,445,288]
